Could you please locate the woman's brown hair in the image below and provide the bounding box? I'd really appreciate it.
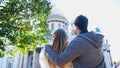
[48,29,68,68]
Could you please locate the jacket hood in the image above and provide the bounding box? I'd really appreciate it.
[80,31,104,49]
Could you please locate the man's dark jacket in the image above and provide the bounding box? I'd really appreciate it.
[45,32,106,68]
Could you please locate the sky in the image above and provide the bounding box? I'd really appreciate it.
[51,0,120,62]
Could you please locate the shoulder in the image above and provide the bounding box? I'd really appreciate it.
[39,47,50,68]
[67,35,84,51]
[39,47,47,59]
[71,35,84,43]
[39,48,48,62]
[68,34,88,49]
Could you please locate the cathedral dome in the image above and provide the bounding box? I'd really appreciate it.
[47,6,69,24]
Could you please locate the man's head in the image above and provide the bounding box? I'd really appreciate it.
[74,15,88,34]
[113,62,117,65]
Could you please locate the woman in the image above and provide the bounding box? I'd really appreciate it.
[39,29,73,68]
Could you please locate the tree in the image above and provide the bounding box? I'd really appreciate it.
[0,0,51,58]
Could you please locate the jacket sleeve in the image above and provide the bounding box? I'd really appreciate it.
[45,38,82,66]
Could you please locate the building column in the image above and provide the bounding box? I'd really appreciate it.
[32,51,37,68]
[23,55,28,68]
[19,55,24,68]
[2,55,7,68]
[0,58,2,68]
[13,53,20,68]
[36,52,40,68]
[107,50,113,67]
[16,54,21,68]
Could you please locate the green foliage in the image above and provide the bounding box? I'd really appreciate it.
[0,38,6,58]
[0,0,51,57]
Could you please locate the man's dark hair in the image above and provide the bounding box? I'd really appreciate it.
[74,15,88,33]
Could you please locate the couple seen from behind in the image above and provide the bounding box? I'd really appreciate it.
[39,15,106,68]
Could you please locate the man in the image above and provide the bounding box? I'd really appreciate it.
[113,62,118,68]
[45,15,106,68]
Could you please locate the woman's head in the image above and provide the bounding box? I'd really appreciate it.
[52,29,68,54]
[48,29,69,68]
